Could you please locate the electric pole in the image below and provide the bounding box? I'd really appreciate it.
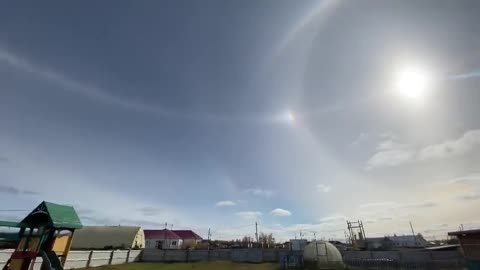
[409,221,417,246]
[163,222,168,250]
[255,222,259,244]
[207,228,211,250]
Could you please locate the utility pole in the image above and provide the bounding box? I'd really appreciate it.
[255,222,259,244]
[409,221,417,246]
[163,222,168,250]
[313,232,316,241]
[207,228,211,250]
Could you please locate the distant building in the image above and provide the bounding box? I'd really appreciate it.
[449,229,480,269]
[144,229,182,250]
[387,234,428,248]
[172,230,203,249]
[362,237,394,250]
[289,239,308,251]
[71,226,145,249]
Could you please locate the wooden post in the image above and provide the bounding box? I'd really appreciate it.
[62,233,74,266]
[108,250,114,265]
[86,250,94,268]
[126,249,131,263]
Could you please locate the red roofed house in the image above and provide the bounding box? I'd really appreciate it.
[172,230,203,249]
[144,229,182,250]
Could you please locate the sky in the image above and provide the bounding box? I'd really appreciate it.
[1,0,480,242]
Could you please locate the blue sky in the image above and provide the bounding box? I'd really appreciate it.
[2,0,480,241]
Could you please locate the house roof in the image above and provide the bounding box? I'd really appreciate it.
[448,229,480,236]
[172,230,202,240]
[72,226,144,249]
[144,229,181,239]
[20,201,82,229]
[0,221,20,228]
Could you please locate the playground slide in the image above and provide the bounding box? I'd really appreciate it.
[39,251,64,270]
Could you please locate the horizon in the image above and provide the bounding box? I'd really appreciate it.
[2,0,480,243]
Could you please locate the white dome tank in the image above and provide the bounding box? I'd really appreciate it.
[302,241,344,269]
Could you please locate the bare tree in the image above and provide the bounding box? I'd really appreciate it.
[259,232,275,248]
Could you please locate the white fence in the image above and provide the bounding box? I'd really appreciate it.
[0,249,142,270]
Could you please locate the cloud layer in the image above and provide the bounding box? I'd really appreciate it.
[367,130,480,170]
[215,200,237,207]
[270,208,292,217]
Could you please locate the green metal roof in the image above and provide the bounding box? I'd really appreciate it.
[20,201,83,229]
[0,220,21,228]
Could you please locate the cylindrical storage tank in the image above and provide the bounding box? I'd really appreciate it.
[303,241,344,269]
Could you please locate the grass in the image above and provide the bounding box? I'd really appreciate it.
[87,262,281,270]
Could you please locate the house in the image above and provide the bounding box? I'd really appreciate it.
[71,226,145,249]
[448,229,480,268]
[362,237,394,250]
[172,230,203,249]
[144,229,182,250]
[387,234,429,248]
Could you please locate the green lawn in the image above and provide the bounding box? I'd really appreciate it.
[89,262,281,270]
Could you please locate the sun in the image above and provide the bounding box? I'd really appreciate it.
[394,67,431,100]
[287,111,296,122]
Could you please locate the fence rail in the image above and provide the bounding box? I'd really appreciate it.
[141,248,299,263]
[0,249,142,270]
[0,248,467,269]
[342,250,465,270]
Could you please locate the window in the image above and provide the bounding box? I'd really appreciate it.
[172,241,177,245]
[156,241,164,249]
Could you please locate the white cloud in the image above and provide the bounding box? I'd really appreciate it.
[448,173,480,185]
[319,215,346,223]
[236,211,263,220]
[366,141,414,170]
[245,188,273,197]
[270,208,292,217]
[457,193,480,201]
[351,132,369,146]
[316,184,332,193]
[400,201,438,209]
[418,130,480,161]
[215,200,237,207]
[359,202,395,209]
[367,130,480,170]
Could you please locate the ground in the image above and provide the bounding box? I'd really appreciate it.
[88,262,281,270]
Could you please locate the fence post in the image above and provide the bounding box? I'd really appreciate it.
[86,250,94,268]
[126,249,131,263]
[186,249,189,262]
[108,250,114,265]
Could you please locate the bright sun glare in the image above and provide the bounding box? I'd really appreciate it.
[394,67,431,100]
[287,111,296,122]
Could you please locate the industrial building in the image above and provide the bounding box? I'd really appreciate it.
[71,226,145,249]
[449,229,480,269]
